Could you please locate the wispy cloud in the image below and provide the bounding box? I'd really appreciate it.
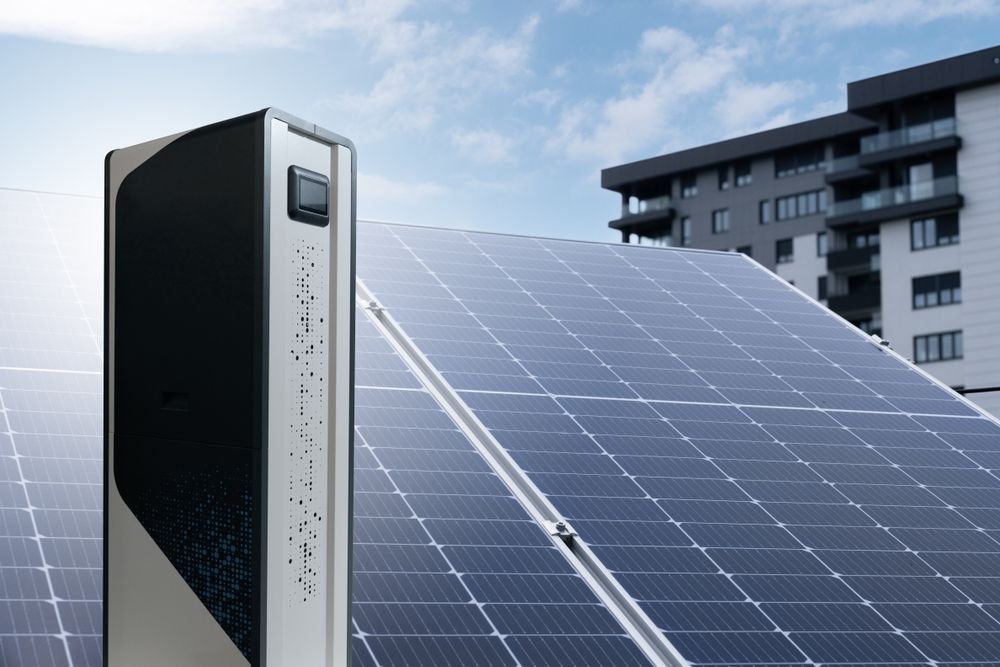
[545,25,783,165]
[555,0,584,12]
[0,0,374,52]
[451,129,515,164]
[694,0,998,29]
[358,172,448,203]
[714,80,813,135]
[333,13,540,136]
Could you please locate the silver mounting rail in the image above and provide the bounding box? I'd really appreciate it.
[357,279,688,667]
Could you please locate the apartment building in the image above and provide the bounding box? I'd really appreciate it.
[602,45,1000,414]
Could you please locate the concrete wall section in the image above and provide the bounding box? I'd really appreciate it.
[956,82,1000,403]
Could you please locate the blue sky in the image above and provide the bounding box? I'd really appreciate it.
[2,0,999,242]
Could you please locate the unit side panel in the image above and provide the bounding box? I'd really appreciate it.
[266,120,334,666]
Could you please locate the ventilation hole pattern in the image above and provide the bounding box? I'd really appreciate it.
[134,463,255,661]
[288,238,328,604]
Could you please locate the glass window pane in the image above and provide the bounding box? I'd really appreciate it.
[928,335,941,361]
[942,334,954,359]
[911,221,924,249]
[915,337,928,362]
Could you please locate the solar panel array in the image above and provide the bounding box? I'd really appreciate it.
[352,304,651,666]
[0,189,103,667]
[6,185,1000,666]
[358,221,1000,666]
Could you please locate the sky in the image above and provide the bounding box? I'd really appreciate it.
[1,0,999,243]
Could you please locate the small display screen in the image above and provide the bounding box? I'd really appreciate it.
[298,176,328,215]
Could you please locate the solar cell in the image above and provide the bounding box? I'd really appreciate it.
[11,187,1000,666]
[352,307,653,666]
[358,220,1000,666]
[0,188,103,667]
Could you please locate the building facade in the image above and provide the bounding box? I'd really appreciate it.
[602,45,1000,414]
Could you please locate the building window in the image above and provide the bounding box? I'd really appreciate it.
[712,209,730,234]
[776,189,827,221]
[680,173,698,198]
[735,162,752,187]
[818,275,828,300]
[736,245,752,257]
[847,230,879,248]
[816,232,828,257]
[851,316,882,337]
[718,166,731,190]
[912,213,959,250]
[913,271,961,309]
[914,330,963,363]
[776,238,793,264]
[759,200,771,225]
[680,217,691,246]
[775,143,825,178]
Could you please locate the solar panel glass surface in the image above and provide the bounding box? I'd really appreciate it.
[358,220,1000,666]
[0,189,103,667]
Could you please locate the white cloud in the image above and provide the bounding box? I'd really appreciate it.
[695,0,998,28]
[358,172,448,202]
[555,0,583,12]
[714,80,812,135]
[519,88,562,111]
[545,25,756,164]
[638,25,697,57]
[451,129,515,164]
[0,0,385,52]
[334,13,540,136]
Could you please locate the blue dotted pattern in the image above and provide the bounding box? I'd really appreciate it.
[132,462,255,661]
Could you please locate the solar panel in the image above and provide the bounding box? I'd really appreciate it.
[358,220,1000,666]
[9,185,1000,666]
[352,306,652,666]
[0,188,103,667]
[0,188,654,667]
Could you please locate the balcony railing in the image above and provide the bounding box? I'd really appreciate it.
[826,244,880,272]
[828,176,959,218]
[827,283,881,313]
[622,194,672,218]
[860,118,957,154]
[827,154,860,173]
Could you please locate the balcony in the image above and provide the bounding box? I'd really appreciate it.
[609,194,676,239]
[858,118,961,166]
[826,176,963,227]
[825,154,871,184]
[861,118,957,153]
[825,118,960,182]
[827,283,881,314]
[827,244,880,272]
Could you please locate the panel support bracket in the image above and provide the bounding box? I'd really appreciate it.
[357,277,690,667]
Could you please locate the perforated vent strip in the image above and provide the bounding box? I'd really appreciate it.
[288,238,328,604]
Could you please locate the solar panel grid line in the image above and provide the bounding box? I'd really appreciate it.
[360,223,1000,667]
[352,309,659,666]
[592,242,1000,655]
[0,190,105,667]
[30,194,102,358]
[0,379,74,666]
[471,230,946,665]
[362,226,895,662]
[350,409,520,666]
[356,284,689,667]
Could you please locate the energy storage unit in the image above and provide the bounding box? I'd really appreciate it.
[104,110,355,667]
